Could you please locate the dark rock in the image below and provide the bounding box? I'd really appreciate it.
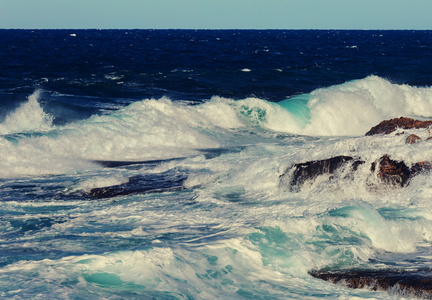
[92,157,183,168]
[365,117,432,136]
[310,269,432,299]
[406,134,422,144]
[371,155,411,187]
[411,161,432,176]
[88,172,187,199]
[287,156,364,191]
[284,154,432,192]
[282,116,432,192]
[370,155,432,187]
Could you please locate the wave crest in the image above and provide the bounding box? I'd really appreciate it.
[0,90,53,135]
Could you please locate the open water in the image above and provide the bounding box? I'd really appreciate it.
[2,29,432,299]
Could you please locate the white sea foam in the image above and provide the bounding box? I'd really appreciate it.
[0,97,235,177]
[2,134,431,298]
[2,77,432,178]
[0,90,53,135]
[0,235,336,299]
[72,174,129,193]
[205,76,432,137]
[269,76,432,136]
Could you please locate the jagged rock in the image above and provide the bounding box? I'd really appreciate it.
[287,156,364,191]
[284,154,432,192]
[370,155,432,187]
[283,117,432,192]
[365,117,432,136]
[405,134,422,144]
[310,269,432,299]
[371,155,411,187]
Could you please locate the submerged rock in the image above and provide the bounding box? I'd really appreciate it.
[365,117,432,136]
[88,172,187,199]
[310,269,432,299]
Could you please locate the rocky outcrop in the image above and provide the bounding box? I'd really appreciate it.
[282,117,432,192]
[287,156,364,191]
[285,154,422,191]
[310,269,432,299]
[365,117,432,136]
[371,155,411,187]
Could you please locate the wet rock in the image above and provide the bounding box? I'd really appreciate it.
[283,117,432,192]
[310,269,432,299]
[411,161,432,176]
[406,134,422,144]
[287,156,364,191]
[371,155,411,187]
[88,172,187,199]
[365,117,432,136]
[370,155,432,187]
[284,154,432,192]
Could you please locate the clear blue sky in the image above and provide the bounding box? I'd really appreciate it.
[1,0,431,30]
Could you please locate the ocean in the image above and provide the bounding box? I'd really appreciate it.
[2,29,432,299]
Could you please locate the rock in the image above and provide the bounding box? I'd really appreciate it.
[411,161,432,176]
[88,172,186,199]
[370,155,432,187]
[284,154,432,192]
[310,269,432,299]
[286,156,364,191]
[371,155,411,187]
[283,117,432,192]
[365,117,432,136]
[405,134,422,144]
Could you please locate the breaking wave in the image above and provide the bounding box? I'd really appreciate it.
[1,76,432,177]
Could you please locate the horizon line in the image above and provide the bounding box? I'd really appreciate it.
[1,28,431,31]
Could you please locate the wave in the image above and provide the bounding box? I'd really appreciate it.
[2,198,431,299]
[1,76,432,177]
[272,75,432,136]
[185,75,432,137]
[0,90,53,135]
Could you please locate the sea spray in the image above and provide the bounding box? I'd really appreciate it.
[2,76,432,178]
[0,90,53,135]
[275,76,432,136]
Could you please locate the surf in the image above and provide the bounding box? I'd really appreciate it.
[2,76,432,178]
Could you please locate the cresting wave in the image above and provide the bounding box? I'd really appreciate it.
[1,76,432,178]
[276,75,432,136]
[0,90,53,135]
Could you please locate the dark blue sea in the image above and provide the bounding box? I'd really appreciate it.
[2,29,432,299]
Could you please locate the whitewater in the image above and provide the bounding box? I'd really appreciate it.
[2,76,432,178]
[2,29,432,299]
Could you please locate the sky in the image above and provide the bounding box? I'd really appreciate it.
[1,0,432,30]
